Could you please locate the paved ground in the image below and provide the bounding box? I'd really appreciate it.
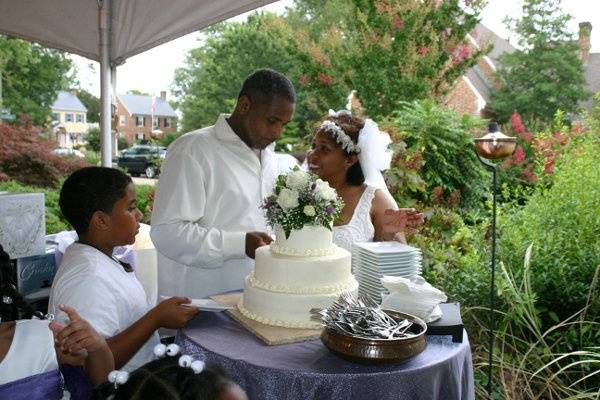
[132,176,157,186]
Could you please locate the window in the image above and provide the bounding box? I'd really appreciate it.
[65,113,74,122]
[76,113,84,123]
[152,116,159,129]
[137,132,145,141]
[136,116,144,127]
[119,115,126,126]
[164,118,171,128]
[52,113,60,122]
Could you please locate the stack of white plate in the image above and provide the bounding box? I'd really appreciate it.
[352,242,422,303]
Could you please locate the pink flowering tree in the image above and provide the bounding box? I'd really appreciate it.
[499,110,590,197]
[287,0,489,120]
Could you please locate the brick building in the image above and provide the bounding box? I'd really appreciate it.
[114,91,177,145]
[445,24,515,118]
[446,22,599,118]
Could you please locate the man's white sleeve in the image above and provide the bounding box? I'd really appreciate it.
[150,150,246,268]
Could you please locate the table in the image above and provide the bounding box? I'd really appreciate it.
[176,311,475,400]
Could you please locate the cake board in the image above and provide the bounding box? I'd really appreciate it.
[210,293,322,346]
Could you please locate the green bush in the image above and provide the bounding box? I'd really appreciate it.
[0,180,156,234]
[499,134,600,324]
[135,184,155,224]
[0,180,68,234]
[385,100,488,210]
[412,206,489,308]
[470,245,600,399]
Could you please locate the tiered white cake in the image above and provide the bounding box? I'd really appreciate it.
[238,225,358,328]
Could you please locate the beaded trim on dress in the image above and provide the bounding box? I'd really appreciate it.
[332,186,377,252]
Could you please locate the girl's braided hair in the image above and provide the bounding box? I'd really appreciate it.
[0,244,45,321]
[91,356,239,400]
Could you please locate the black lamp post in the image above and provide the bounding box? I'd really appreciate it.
[474,122,516,397]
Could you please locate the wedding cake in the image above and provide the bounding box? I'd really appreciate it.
[238,167,358,329]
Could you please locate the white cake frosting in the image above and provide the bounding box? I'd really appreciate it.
[240,225,357,329]
[271,224,336,256]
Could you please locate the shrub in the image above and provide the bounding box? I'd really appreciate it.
[0,180,156,234]
[135,184,155,224]
[384,100,488,210]
[412,206,489,308]
[499,134,600,325]
[469,245,600,399]
[499,110,591,204]
[0,180,69,234]
[0,121,89,187]
[159,132,181,148]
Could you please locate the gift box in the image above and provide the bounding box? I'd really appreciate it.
[0,192,46,259]
[15,246,57,303]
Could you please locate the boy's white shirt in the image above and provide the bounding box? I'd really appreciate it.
[0,320,57,384]
[150,114,279,299]
[48,243,160,372]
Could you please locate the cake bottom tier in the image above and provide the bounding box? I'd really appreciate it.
[239,278,359,329]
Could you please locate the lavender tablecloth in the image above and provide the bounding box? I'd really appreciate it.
[176,311,475,400]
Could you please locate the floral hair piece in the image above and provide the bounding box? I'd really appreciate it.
[153,343,205,374]
[108,369,130,389]
[318,120,361,154]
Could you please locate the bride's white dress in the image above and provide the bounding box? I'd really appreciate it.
[332,186,376,252]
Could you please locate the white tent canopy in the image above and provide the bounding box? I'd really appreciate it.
[0,0,276,165]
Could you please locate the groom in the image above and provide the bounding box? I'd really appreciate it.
[150,69,296,299]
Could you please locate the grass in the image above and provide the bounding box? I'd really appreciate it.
[467,245,600,399]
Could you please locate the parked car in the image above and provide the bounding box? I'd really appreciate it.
[117,144,166,178]
[52,147,85,158]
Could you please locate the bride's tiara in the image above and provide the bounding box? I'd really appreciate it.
[318,120,361,154]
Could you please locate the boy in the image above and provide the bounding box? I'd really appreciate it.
[49,167,198,371]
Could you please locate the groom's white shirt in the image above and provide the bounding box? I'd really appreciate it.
[150,114,278,299]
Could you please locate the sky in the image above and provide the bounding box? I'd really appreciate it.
[73,0,600,98]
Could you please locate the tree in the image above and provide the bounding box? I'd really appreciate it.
[76,89,100,123]
[127,89,151,96]
[0,36,73,125]
[86,126,101,152]
[173,1,488,141]
[286,0,488,121]
[173,13,302,133]
[490,0,590,124]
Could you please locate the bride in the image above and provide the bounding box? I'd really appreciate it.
[306,110,424,251]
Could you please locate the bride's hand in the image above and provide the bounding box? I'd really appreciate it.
[382,208,425,234]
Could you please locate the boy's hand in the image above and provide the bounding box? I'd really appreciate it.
[150,296,199,329]
[50,304,109,355]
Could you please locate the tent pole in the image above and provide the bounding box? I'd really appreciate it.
[111,65,118,156]
[99,0,112,167]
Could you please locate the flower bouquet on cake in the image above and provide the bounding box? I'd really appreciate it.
[262,166,343,239]
[237,166,359,331]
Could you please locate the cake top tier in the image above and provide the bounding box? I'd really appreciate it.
[271,224,335,256]
[261,166,344,238]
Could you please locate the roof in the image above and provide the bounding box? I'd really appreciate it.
[471,23,516,66]
[581,53,600,111]
[465,66,491,101]
[51,91,87,112]
[462,24,516,104]
[118,94,177,118]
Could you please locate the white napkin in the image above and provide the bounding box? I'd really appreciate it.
[380,275,447,323]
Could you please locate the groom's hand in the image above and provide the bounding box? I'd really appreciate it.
[245,232,273,259]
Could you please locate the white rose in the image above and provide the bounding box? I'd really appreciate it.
[314,179,338,201]
[303,205,316,217]
[286,169,310,190]
[277,188,299,210]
